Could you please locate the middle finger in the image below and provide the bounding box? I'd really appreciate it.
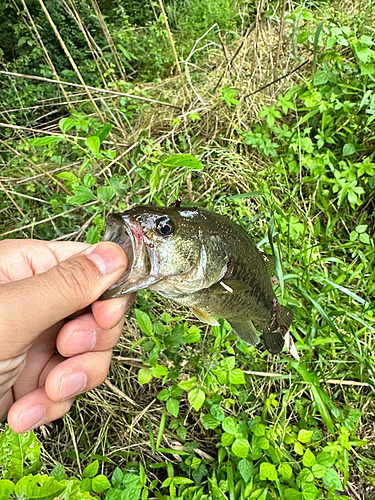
[56,312,125,357]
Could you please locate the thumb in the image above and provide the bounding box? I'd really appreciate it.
[0,242,127,353]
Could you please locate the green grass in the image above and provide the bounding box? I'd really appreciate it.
[0,0,374,498]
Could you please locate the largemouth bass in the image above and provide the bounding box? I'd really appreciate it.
[100,205,293,354]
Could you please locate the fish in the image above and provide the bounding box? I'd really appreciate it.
[100,204,294,354]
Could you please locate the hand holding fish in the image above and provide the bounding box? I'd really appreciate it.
[0,239,131,433]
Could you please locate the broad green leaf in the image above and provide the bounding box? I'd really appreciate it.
[342,143,356,156]
[359,35,373,45]
[238,458,253,482]
[188,388,205,411]
[201,414,220,430]
[177,426,187,441]
[297,468,314,485]
[221,432,235,447]
[96,123,113,142]
[283,488,302,500]
[170,386,183,398]
[59,117,76,133]
[232,438,250,458]
[160,154,203,170]
[294,441,304,455]
[56,171,78,186]
[313,70,329,85]
[301,483,320,500]
[51,463,65,481]
[311,463,327,478]
[316,452,335,468]
[83,460,99,478]
[183,326,201,343]
[222,417,238,435]
[97,186,116,203]
[111,467,123,487]
[92,474,111,493]
[134,309,152,336]
[278,463,293,481]
[220,356,236,371]
[298,429,313,444]
[66,186,93,205]
[253,423,266,437]
[178,377,196,391]
[157,389,169,401]
[0,480,14,498]
[138,369,152,385]
[14,475,65,499]
[0,427,41,481]
[151,365,168,378]
[249,488,268,500]
[322,468,343,491]
[210,404,224,421]
[359,233,370,244]
[82,173,95,188]
[29,136,63,146]
[106,473,142,500]
[166,398,179,418]
[58,477,93,499]
[302,449,316,467]
[86,136,101,154]
[259,462,277,481]
[228,368,245,385]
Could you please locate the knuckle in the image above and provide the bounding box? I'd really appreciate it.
[54,259,92,308]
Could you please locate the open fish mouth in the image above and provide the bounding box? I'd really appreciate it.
[99,213,144,299]
[99,213,162,300]
[103,213,136,271]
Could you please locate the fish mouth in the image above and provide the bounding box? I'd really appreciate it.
[99,213,161,300]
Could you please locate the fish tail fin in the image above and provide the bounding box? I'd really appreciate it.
[262,305,294,354]
[229,319,260,347]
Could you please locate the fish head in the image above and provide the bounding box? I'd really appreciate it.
[100,206,228,299]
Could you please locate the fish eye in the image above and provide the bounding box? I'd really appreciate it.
[155,217,175,237]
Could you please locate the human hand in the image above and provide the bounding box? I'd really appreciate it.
[0,239,133,433]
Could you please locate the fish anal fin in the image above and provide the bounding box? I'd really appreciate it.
[229,319,260,347]
[279,305,293,329]
[262,253,275,275]
[190,307,220,326]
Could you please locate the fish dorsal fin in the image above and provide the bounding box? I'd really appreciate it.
[228,319,260,347]
[212,279,250,295]
[190,307,220,326]
[262,252,275,275]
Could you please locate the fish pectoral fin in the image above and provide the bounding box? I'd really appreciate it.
[213,279,250,295]
[229,319,260,347]
[190,307,220,327]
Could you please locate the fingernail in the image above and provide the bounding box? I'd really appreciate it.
[18,405,45,432]
[60,371,87,400]
[111,301,127,327]
[66,329,96,355]
[87,243,126,275]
